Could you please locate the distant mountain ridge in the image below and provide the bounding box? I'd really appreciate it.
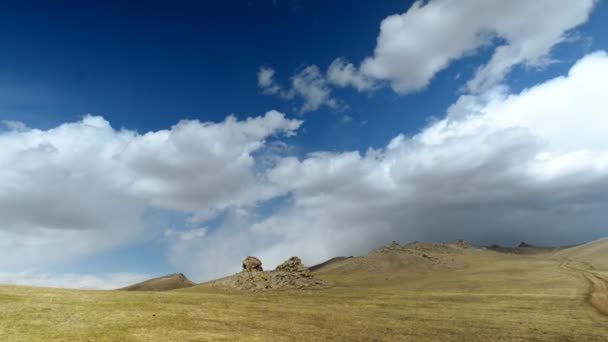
[486,241,580,254]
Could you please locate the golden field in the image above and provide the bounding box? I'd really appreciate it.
[0,240,606,341]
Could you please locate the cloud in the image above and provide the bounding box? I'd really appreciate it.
[5,51,608,286]
[257,67,290,97]
[0,270,154,290]
[261,0,596,111]
[165,208,257,281]
[0,111,301,272]
[336,0,596,94]
[341,115,353,124]
[291,65,338,113]
[1,120,29,132]
[165,227,207,241]
[179,51,608,280]
[257,66,338,113]
[327,58,376,91]
[0,116,147,270]
[121,110,302,215]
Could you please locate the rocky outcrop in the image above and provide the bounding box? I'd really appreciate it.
[209,256,329,291]
[242,256,263,272]
[456,239,470,248]
[275,256,308,273]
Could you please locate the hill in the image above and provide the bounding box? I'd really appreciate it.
[552,238,608,270]
[311,240,471,286]
[1,238,607,341]
[486,241,576,254]
[117,273,195,291]
[309,256,352,272]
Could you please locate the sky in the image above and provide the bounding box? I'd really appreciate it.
[1,0,607,289]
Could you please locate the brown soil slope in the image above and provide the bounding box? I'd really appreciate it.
[118,273,195,291]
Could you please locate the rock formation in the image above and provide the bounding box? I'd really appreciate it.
[208,256,329,291]
[275,256,308,273]
[242,256,263,272]
[456,239,470,248]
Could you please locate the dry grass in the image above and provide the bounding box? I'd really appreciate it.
[0,247,607,341]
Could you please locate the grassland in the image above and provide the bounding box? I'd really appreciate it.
[0,243,607,341]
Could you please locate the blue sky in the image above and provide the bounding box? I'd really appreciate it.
[1,0,607,288]
[0,1,473,149]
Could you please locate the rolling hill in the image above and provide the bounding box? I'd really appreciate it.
[1,238,607,341]
[552,238,608,269]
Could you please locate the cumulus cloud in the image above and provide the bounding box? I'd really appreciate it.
[0,111,301,272]
[121,110,301,215]
[0,116,146,270]
[5,51,608,286]
[257,66,338,113]
[334,0,596,94]
[263,0,596,112]
[180,51,608,280]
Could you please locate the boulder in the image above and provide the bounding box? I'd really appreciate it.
[242,256,263,272]
[275,256,307,272]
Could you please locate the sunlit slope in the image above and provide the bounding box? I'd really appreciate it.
[312,241,475,286]
[553,238,608,270]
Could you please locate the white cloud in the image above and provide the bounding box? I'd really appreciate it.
[291,65,338,113]
[257,67,291,98]
[257,66,338,113]
[121,110,301,215]
[179,51,608,280]
[0,270,154,290]
[327,58,376,91]
[258,67,276,89]
[165,209,257,281]
[426,51,608,152]
[337,0,596,94]
[5,50,608,286]
[0,116,146,270]
[0,111,301,273]
[262,0,596,110]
